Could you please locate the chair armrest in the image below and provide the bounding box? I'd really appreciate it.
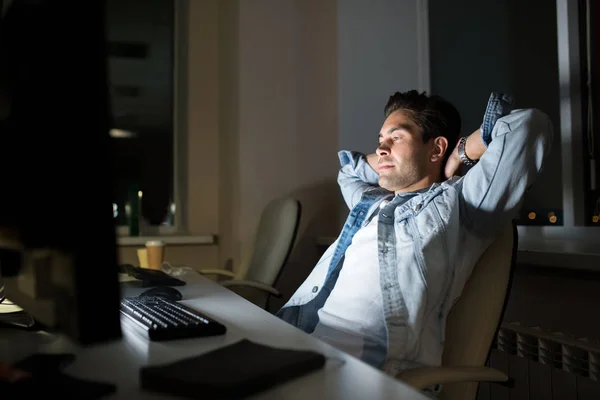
[197,269,236,278]
[220,280,282,298]
[397,366,510,391]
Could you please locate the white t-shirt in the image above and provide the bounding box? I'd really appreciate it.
[312,201,388,365]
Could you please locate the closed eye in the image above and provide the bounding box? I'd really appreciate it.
[379,136,401,146]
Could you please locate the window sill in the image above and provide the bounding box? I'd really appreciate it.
[117,235,217,247]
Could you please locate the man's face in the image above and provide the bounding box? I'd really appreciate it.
[376,109,431,193]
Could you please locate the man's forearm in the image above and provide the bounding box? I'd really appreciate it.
[337,150,381,210]
[464,128,487,161]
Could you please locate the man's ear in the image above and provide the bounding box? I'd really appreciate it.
[430,136,448,163]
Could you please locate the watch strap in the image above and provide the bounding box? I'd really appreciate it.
[458,136,477,166]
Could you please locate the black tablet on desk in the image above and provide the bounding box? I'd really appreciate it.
[118,264,186,287]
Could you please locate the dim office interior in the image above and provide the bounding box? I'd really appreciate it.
[0,0,599,399]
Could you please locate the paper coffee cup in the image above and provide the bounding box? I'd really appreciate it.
[145,240,165,270]
[137,248,149,269]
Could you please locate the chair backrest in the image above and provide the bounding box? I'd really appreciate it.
[441,223,518,399]
[244,196,301,287]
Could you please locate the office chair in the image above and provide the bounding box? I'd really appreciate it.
[198,196,301,309]
[397,222,517,400]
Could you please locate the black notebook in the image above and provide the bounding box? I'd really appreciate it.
[140,339,326,399]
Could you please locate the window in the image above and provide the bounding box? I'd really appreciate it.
[429,0,563,228]
[546,0,600,234]
[429,0,600,265]
[106,0,183,235]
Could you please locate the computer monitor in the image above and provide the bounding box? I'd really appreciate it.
[0,0,122,345]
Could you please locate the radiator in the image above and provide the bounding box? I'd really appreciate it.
[477,322,600,399]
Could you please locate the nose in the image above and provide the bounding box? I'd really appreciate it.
[376,142,390,157]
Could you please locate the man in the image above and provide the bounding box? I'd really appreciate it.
[276,91,553,377]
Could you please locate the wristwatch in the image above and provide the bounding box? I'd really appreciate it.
[458,136,477,166]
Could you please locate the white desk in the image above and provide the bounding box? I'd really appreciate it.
[0,272,429,399]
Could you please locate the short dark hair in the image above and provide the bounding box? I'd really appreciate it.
[384,90,461,164]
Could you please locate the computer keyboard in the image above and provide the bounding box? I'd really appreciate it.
[120,296,227,341]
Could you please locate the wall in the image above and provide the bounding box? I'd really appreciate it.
[231,0,341,303]
[338,0,429,153]
[217,0,241,274]
[331,0,430,226]
[124,0,342,294]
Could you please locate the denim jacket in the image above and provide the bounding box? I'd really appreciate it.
[276,93,554,376]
